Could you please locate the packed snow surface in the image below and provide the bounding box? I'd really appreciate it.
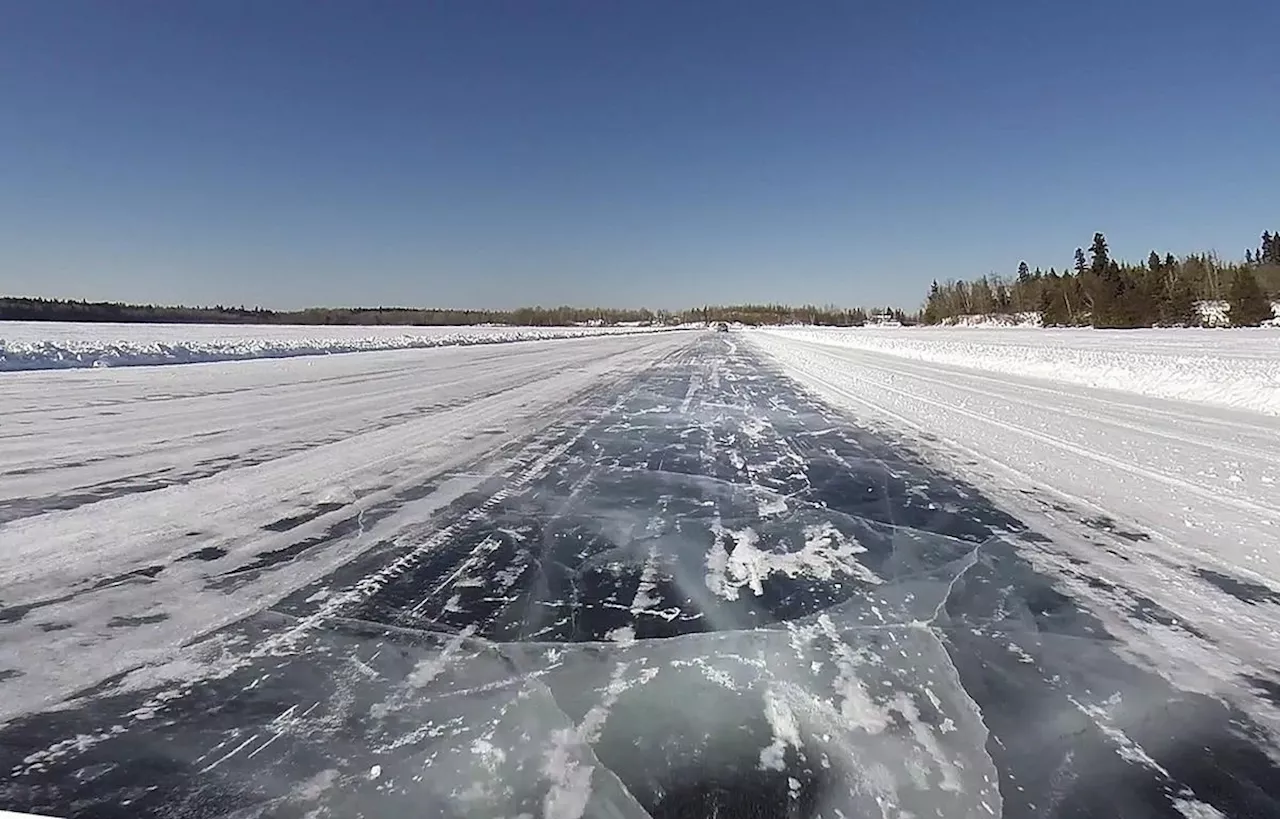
[0,321,676,371]
[0,332,691,719]
[760,326,1280,416]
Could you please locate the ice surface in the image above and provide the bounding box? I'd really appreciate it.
[5,330,1280,818]
[750,329,1280,743]
[0,332,691,721]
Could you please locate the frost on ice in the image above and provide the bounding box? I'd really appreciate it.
[327,524,1006,819]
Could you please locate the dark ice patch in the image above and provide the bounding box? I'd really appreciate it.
[1196,569,1280,606]
[0,590,80,624]
[1242,674,1280,706]
[1081,515,1150,542]
[179,546,228,562]
[90,565,164,590]
[261,502,347,533]
[106,613,169,628]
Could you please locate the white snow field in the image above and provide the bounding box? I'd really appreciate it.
[762,326,1280,415]
[0,332,690,720]
[0,320,674,371]
[750,329,1280,726]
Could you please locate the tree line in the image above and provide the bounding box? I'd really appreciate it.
[1,296,918,328]
[923,231,1280,327]
[0,298,669,327]
[677,304,915,326]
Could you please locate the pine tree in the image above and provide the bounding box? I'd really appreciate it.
[1164,252,1177,269]
[1089,233,1110,276]
[1246,249,1255,265]
[1074,248,1088,276]
[1039,273,1069,326]
[1148,251,1162,273]
[1228,269,1274,326]
[1158,272,1198,326]
[1260,230,1280,265]
[1017,261,1030,281]
[1091,258,1128,328]
[924,281,943,324]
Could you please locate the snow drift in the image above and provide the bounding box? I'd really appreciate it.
[757,326,1280,416]
[0,322,676,371]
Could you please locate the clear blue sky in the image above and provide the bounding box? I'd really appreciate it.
[2,1,1276,310]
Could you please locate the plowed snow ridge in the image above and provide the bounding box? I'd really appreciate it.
[0,321,679,371]
[760,326,1280,416]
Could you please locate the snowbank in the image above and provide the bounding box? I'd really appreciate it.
[933,302,1278,328]
[1197,300,1280,328]
[0,322,675,372]
[757,326,1280,416]
[937,312,1042,328]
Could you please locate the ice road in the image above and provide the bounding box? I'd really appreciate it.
[1,330,1279,819]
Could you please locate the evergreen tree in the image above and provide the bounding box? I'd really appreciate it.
[1164,252,1177,269]
[1091,258,1128,327]
[1089,233,1110,276]
[1228,269,1274,326]
[924,281,943,325]
[1246,249,1255,265]
[1039,273,1069,326]
[1262,231,1279,265]
[1017,261,1030,281]
[1148,251,1162,273]
[1158,273,1199,327]
[1074,248,1088,276]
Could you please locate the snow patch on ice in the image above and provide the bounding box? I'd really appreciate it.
[604,626,636,645]
[705,519,880,602]
[759,688,803,771]
[757,493,790,517]
[1173,797,1227,819]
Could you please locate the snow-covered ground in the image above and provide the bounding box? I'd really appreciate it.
[4,329,1280,816]
[937,311,1042,327]
[750,330,1280,731]
[0,333,690,719]
[934,300,1279,328]
[760,326,1280,416]
[0,320,676,371]
[1197,299,1280,328]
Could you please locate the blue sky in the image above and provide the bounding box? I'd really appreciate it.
[2,1,1276,310]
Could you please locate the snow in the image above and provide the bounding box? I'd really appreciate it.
[704,518,880,602]
[758,326,1280,416]
[1197,299,1280,328]
[931,300,1279,328]
[0,332,690,721]
[0,320,677,371]
[7,327,1279,816]
[749,329,1280,733]
[937,311,1042,328]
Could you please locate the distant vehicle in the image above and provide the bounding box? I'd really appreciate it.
[713,322,729,333]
